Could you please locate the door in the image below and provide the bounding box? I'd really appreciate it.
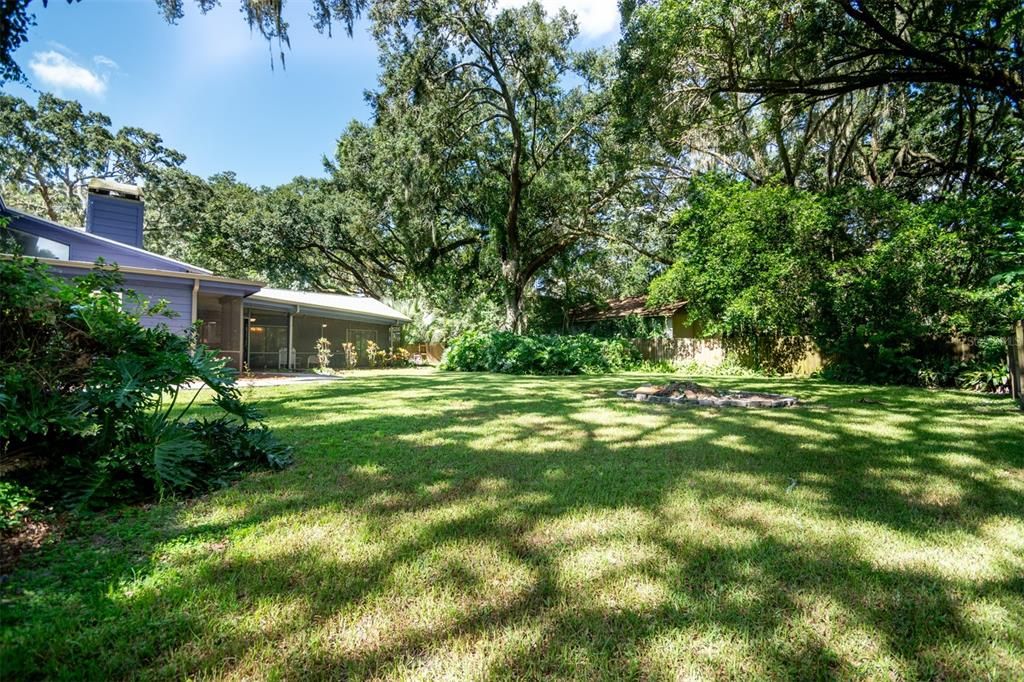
[347,329,378,367]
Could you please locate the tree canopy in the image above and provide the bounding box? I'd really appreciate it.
[648,175,1019,381]
[0,93,185,225]
[2,0,1021,381]
[618,0,1024,197]
[264,0,647,329]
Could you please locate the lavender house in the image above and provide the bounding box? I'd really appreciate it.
[1,182,409,369]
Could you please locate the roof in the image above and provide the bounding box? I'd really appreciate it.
[1,201,214,275]
[570,295,687,322]
[6,254,264,292]
[248,288,412,323]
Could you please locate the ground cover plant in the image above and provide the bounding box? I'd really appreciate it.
[1,370,1021,680]
[0,257,291,517]
[441,331,642,375]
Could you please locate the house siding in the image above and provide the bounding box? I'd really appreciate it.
[45,266,196,334]
[122,275,194,334]
[4,203,407,370]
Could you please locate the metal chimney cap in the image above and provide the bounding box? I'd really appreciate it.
[87,179,142,200]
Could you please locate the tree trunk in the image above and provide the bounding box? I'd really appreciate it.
[32,166,59,222]
[500,259,527,334]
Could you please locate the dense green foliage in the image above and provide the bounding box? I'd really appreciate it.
[649,177,1018,384]
[4,0,1021,387]
[441,330,641,375]
[357,0,647,331]
[0,93,185,225]
[0,480,35,532]
[618,0,1023,197]
[0,257,291,514]
[567,313,668,340]
[615,0,1022,385]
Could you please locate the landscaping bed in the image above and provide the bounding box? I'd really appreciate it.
[618,381,799,407]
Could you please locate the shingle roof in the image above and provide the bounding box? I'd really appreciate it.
[570,295,687,322]
[249,288,412,323]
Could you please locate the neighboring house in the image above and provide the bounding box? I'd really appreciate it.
[1,181,409,370]
[569,295,701,339]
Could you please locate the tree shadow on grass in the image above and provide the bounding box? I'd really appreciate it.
[2,372,1022,679]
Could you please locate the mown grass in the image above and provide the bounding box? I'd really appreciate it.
[2,370,1023,680]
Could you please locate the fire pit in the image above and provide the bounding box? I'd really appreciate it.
[618,381,798,408]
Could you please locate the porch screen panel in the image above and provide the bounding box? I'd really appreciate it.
[292,315,391,369]
[197,294,243,370]
[246,309,290,369]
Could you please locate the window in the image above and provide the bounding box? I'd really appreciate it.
[7,228,70,260]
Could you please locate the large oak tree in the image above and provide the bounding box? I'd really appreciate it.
[360,0,640,331]
[0,93,185,225]
[618,0,1023,197]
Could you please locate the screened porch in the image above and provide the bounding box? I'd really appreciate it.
[196,292,244,370]
[243,305,400,371]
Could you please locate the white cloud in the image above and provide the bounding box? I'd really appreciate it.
[93,55,119,70]
[29,51,107,95]
[496,0,620,40]
[46,40,76,56]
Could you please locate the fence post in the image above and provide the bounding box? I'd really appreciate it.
[1010,320,1024,408]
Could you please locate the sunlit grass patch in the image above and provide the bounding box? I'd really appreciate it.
[2,371,1022,680]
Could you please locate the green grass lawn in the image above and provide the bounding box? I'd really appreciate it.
[2,370,1023,680]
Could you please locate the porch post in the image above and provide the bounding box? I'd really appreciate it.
[238,299,244,371]
[287,313,294,370]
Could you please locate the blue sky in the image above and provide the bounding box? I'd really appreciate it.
[6,0,619,187]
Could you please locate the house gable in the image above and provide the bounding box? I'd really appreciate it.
[2,205,210,274]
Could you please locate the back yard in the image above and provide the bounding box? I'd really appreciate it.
[3,371,1022,680]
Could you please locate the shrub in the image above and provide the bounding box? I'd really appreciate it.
[958,363,1011,393]
[339,342,357,369]
[915,356,962,388]
[387,346,412,368]
[0,257,292,514]
[955,336,1012,393]
[366,340,386,368]
[0,481,36,533]
[827,335,1012,391]
[366,340,412,369]
[315,337,332,370]
[440,331,642,375]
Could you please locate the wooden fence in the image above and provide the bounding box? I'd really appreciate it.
[403,343,445,364]
[630,337,725,368]
[1010,321,1024,407]
[632,336,825,376]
